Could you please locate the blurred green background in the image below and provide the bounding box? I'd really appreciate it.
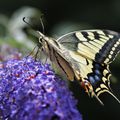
[0,0,120,120]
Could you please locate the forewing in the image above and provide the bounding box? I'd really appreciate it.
[57,30,120,64]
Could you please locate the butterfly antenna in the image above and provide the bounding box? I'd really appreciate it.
[39,16,45,34]
[23,17,34,29]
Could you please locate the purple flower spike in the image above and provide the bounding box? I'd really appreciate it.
[0,57,82,120]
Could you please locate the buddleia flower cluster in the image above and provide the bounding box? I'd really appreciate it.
[0,57,82,120]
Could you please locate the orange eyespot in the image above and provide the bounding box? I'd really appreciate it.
[80,80,93,95]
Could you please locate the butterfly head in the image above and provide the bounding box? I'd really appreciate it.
[37,31,57,56]
[38,31,46,44]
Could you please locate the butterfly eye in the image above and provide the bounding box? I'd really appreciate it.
[39,36,43,44]
[38,31,45,44]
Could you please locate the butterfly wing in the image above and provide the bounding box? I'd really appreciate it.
[57,30,120,64]
[57,30,120,104]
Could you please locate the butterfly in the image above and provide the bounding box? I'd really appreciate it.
[38,29,120,105]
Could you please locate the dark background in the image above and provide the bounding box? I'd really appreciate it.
[0,0,120,120]
[1,0,120,33]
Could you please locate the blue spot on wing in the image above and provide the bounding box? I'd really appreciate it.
[95,69,101,75]
[94,75,100,81]
[88,75,100,85]
[89,76,95,84]
[87,62,103,85]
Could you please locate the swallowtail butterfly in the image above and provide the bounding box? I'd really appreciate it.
[38,29,120,105]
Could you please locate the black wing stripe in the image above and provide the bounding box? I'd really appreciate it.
[81,31,89,39]
[95,36,120,64]
[92,31,100,40]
